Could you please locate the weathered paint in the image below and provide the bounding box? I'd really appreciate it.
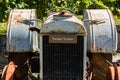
[6,9,38,52]
[39,12,87,80]
[83,9,117,53]
[41,12,87,35]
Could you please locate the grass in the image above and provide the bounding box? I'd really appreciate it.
[114,15,120,26]
[77,15,83,20]
[0,22,7,35]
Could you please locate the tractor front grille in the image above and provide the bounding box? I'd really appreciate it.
[43,35,84,80]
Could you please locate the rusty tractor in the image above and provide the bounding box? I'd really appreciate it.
[0,9,120,80]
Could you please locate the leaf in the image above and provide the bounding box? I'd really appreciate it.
[5,0,9,3]
[0,0,2,2]
[82,0,91,3]
[95,1,108,8]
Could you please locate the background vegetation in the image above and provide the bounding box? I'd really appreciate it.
[0,0,120,34]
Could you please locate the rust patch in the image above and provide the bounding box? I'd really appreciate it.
[13,45,16,52]
[7,38,11,51]
[92,53,112,80]
[99,48,102,51]
[54,12,72,17]
[74,23,85,33]
[91,41,94,51]
[91,41,103,52]
[8,15,11,24]
[98,31,101,39]
[49,29,66,33]
[8,10,14,26]
[13,11,26,25]
[13,15,26,25]
[96,46,102,52]
[96,46,99,52]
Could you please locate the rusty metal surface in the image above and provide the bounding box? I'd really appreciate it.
[41,35,85,80]
[6,9,38,52]
[40,12,87,34]
[8,53,30,79]
[92,53,112,80]
[39,12,87,80]
[83,9,117,53]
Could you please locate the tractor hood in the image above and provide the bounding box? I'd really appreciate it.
[40,12,87,35]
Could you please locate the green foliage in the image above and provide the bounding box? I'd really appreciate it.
[0,22,7,35]
[0,0,120,34]
[114,15,120,25]
[0,0,120,22]
[0,0,28,22]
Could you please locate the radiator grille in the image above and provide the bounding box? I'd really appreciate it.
[43,35,84,80]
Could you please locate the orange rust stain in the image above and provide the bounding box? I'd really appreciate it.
[96,46,102,52]
[8,15,11,24]
[53,12,72,17]
[13,46,16,52]
[1,61,17,80]
[13,11,26,25]
[49,29,65,33]
[96,46,99,52]
[7,39,11,51]
[91,41,94,50]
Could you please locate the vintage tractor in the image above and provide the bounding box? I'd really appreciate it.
[1,9,120,80]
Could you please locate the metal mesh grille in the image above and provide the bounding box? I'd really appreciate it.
[43,36,84,80]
